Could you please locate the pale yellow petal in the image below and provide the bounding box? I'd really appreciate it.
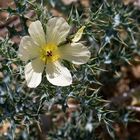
[29,20,46,46]
[18,36,40,62]
[25,58,44,88]
[46,17,70,45]
[59,43,91,65]
[72,26,85,43]
[46,61,72,86]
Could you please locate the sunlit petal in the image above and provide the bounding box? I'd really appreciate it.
[46,17,70,45]
[59,43,91,65]
[25,58,44,88]
[18,36,40,62]
[29,20,46,46]
[46,61,72,86]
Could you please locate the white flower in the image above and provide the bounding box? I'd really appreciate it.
[18,17,91,88]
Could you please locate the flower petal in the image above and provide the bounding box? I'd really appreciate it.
[46,17,70,45]
[72,26,85,43]
[59,43,91,65]
[46,61,72,86]
[18,36,40,62]
[29,20,46,46]
[25,58,44,88]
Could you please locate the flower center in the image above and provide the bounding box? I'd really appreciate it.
[40,43,60,63]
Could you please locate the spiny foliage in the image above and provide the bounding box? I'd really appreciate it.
[0,0,140,140]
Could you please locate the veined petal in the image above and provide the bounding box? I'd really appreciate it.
[25,58,44,88]
[46,17,70,45]
[59,43,91,65]
[18,36,40,62]
[29,20,46,46]
[46,61,72,86]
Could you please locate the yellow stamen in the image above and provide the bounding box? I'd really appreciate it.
[40,43,60,63]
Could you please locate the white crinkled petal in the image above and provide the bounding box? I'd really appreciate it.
[46,17,70,45]
[29,20,46,46]
[25,58,44,88]
[18,36,40,62]
[59,43,91,65]
[46,61,72,86]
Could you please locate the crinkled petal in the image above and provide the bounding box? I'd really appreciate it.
[25,58,44,88]
[46,17,70,45]
[59,43,91,65]
[46,61,72,86]
[29,20,46,46]
[18,36,40,62]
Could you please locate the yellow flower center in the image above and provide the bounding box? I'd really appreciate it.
[40,43,60,63]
